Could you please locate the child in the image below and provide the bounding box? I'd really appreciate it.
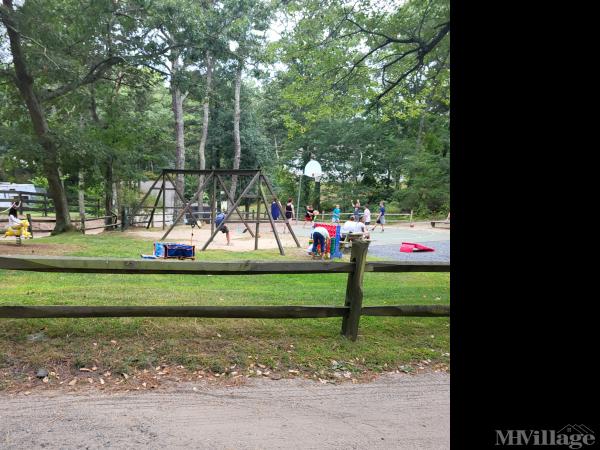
[352,199,361,221]
[363,204,371,226]
[214,210,231,245]
[7,205,23,231]
[371,201,386,232]
[303,205,314,228]
[332,204,341,223]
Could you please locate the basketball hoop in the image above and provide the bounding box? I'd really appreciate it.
[314,174,322,182]
[304,160,322,179]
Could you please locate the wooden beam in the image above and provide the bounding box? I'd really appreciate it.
[129,173,162,222]
[164,172,202,229]
[365,261,450,272]
[202,172,261,251]
[160,173,213,241]
[216,174,254,237]
[161,169,260,175]
[0,255,356,274]
[361,305,450,317]
[260,174,301,247]
[258,182,284,255]
[0,305,349,319]
[146,179,164,229]
[255,176,261,251]
[341,240,370,341]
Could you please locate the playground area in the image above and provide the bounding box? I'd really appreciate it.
[101,220,450,260]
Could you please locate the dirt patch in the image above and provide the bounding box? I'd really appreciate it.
[0,372,449,449]
[0,241,80,256]
[0,358,448,394]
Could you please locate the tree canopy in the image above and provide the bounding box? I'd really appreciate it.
[1,0,449,231]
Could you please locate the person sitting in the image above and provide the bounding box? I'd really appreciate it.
[357,216,370,239]
[341,215,358,240]
[214,210,231,246]
[7,205,23,231]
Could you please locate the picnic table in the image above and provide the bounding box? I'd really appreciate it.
[341,232,367,251]
[430,220,450,228]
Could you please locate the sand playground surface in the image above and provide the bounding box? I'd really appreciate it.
[126,221,450,252]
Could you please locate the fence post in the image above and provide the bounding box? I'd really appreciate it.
[17,193,23,214]
[26,213,33,239]
[341,240,370,341]
[80,212,86,234]
[43,194,48,216]
[120,207,127,231]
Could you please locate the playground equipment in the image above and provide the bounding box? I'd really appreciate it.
[2,218,32,245]
[128,169,301,256]
[308,223,342,259]
[400,242,434,253]
[140,242,195,260]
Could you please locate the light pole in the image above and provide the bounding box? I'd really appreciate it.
[297,157,322,223]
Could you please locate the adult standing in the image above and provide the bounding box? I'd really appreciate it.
[310,224,331,258]
[284,198,295,233]
[371,201,386,232]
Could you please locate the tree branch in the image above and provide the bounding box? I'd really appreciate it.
[40,56,126,102]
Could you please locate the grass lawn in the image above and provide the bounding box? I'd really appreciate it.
[0,232,449,391]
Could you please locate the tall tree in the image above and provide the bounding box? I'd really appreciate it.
[1,0,74,232]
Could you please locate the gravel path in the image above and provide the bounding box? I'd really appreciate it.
[0,372,449,449]
[369,240,450,262]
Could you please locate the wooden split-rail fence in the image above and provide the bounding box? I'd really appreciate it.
[0,242,449,341]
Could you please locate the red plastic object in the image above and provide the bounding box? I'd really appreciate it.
[312,222,337,237]
[400,242,434,253]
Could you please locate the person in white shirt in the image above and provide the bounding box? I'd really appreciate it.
[363,204,371,226]
[8,206,23,229]
[357,216,370,239]
[341,216,358,240]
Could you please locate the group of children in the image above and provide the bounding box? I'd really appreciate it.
[307,199,387,258]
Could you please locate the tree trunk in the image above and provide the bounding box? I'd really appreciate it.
[1,0,74,234]
[230,60,243,201]
[198,50,213,223]
[171,55,186,222]
[313,180,321,212]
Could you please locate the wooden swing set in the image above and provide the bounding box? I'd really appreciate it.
[128,169,300,256]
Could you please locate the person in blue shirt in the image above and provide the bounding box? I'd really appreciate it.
[215,210,231,245]
[271,199,280,221]
[332,204,341,223]
[371,201,386,232]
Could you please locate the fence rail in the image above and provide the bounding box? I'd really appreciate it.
[0,190,102,217]
[0,242,449,340]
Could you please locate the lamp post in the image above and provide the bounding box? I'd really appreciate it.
[296,156,322,223]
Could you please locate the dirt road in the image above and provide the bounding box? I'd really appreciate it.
[0,372,449,449]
